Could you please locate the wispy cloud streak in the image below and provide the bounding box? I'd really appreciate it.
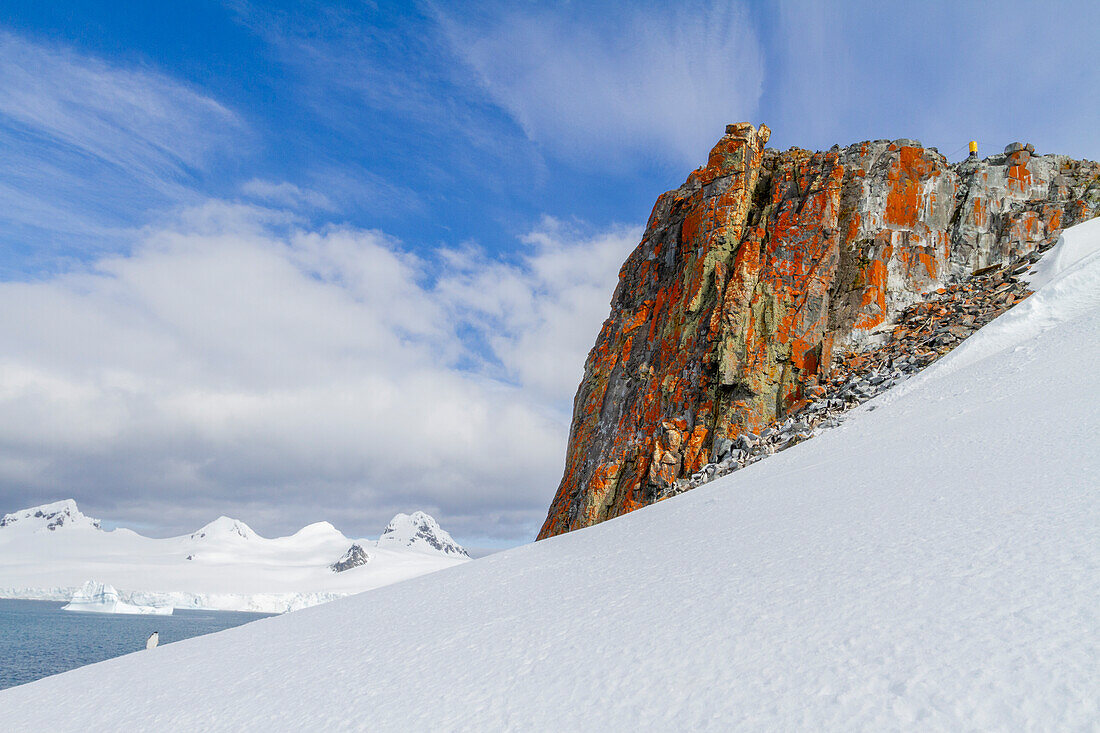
[437,1,765,168]
[0,31,243,262]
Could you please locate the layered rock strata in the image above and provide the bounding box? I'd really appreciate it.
[539,123,1099,539]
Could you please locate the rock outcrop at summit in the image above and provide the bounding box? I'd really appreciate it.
[539,123,1099,539]
[330,543,370,572]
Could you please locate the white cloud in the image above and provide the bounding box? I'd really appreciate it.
[241,180,335,212]
[0,203,637,542]
[438,1,765,168]
[437,217,641,400]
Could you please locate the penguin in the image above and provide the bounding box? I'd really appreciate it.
[146,631,159,649]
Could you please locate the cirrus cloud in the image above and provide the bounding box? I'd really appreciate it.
[0,30,243,262]
[437,1,765,169]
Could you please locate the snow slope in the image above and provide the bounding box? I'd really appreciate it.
[0,508,468,613]
[2,223,1098,729]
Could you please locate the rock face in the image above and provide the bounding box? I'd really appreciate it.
[330,544,370,573]
[539,124,1099,539]
[663,257,1042,500]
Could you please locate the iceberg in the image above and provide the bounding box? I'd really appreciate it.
[61,581,173,616]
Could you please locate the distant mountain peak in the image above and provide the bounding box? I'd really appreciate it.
[378,512,468,558]
[190,516,259,542]
[290,521,345,542]
[0,499,101,531]
[330,543,370,572]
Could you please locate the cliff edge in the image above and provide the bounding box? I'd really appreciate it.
[539,123,1099,539]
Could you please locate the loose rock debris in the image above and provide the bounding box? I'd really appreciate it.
[661,247,1046,499]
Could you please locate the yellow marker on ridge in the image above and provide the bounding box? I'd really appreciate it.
[969,141,978,156]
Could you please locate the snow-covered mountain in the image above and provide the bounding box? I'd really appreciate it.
[0,499,101,532]
[0,506,468,613]
[189,516,260,542]
[1,219,1096,729]
[377,511,469,557]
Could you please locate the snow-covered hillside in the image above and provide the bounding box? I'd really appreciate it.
[2,220,1098,729]
[0,506,468,613]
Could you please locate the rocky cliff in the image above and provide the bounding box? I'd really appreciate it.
[539,123,1099,539]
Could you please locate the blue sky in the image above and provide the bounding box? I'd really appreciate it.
[1,0,1097,544]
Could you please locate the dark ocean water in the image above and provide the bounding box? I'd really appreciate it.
[0,598,272,690]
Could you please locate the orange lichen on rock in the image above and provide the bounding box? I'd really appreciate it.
[1007,163,1033,193]
[537,126,1100,540]
[885,146,934,227]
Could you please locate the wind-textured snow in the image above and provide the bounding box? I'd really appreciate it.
[2,222,1098,730]
[0,509,467,613]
